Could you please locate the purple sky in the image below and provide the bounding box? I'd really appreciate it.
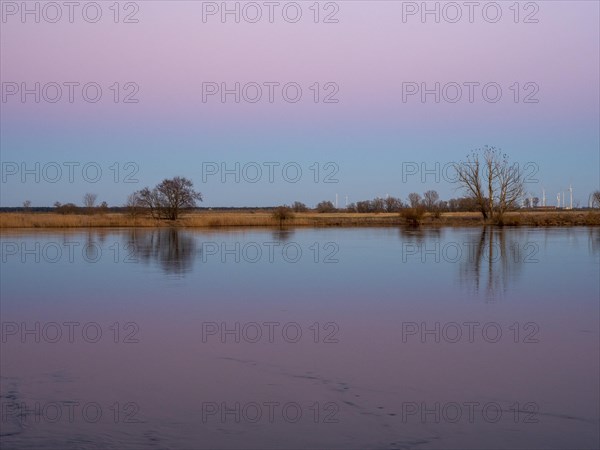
[1,1,599,207]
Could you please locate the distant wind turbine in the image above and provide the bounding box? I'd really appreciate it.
[569,185,573,210]
[542,188,546,207]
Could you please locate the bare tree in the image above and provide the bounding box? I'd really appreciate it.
[453,151,487,218]
[125,192,142,218]
[98,201,109,214]
[408,193,422,208]
[316,200,336,213]
[135,177,202,220]
[292,201,308,213]
[136,187,160,219]
[593,190,600,208]
[356,200,371,213]
[371,197,385,212]
[385,196,403,212]
[23,200,31,211]
[423,190,439,211]
[453,147,525,221]
[495,155,525,218]
[83,193,98,211]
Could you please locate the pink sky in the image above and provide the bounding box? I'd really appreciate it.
[1,1,598,206]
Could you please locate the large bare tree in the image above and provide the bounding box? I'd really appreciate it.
[135,177,202,220]
[453,147,525,221]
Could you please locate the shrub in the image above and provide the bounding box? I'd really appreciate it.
[272,206,294,227]
[400,206,426,226]
[54,202,79,215]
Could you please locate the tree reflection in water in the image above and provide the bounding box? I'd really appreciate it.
[398,225,441,245]
[458,227,527,302]
[399,226,526,302]
[589,227,600,255]
[126,228,197,276]
[271,228,295,243]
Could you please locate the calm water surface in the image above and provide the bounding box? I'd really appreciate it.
[1,227,599,449]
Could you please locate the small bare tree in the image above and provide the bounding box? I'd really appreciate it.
[454,147,525,222]
[292,201,308,213]
[125,192,142,218]
[98,201,109,214]
[371,197,385,212]
[83,193,98,213]
[408,193,422,208]
[23,200,32,212]
[385,196,403,212]
[316,201,336,213]
[593,191,600,209]
[423,190,439,211]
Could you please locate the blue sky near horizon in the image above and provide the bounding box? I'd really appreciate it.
[1,1,598,208]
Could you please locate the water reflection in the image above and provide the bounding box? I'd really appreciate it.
[589,227,600,255]
[271,228,295,242]
[1,227,598,449]
[397,226,527,301]
[397,225,441,243]
[126,228,197,276]
[458,227,526,302]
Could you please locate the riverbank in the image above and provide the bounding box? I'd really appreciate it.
[1,210,599,228]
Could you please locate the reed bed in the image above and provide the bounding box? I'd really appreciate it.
[1,211,599,229]
[0,212,404,228]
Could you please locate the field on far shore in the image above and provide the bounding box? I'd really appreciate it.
[1,210,599,229]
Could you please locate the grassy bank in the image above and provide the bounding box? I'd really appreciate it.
[1,210,599,229]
